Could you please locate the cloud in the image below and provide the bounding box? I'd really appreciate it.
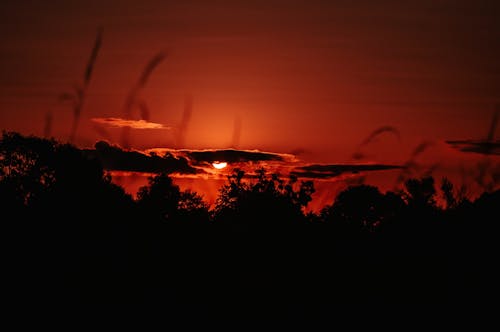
[82,143,404,183]
[91,117,172,130]
[170,148,299,179]
[179,148,297,164]
[292,163,404,179]
[83,141,198,174]
[445,109,499,156]
[85,145,298,177]
[446,140,500,156]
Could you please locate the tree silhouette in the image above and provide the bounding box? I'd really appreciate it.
[136,173,209,224]
[403,176,437,209]
[0,131,137,312]
[178,189,210,224]
[2,131,497,319]
[137,173,181,220]
[213,168,314,233]
[322,184,402,234]
[441,177,457,209]
[0,131,57,206]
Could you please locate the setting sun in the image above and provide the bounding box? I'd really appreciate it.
[212,161,228,169]
[1,0,498,319]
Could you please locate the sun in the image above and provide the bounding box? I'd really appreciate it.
[212,161,228,169]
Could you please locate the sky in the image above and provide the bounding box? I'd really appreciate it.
[1,0,499,209]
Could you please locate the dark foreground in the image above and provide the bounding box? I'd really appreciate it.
[2,132,498,325]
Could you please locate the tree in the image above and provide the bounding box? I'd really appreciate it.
[137,173,181,220]
[213,168,314,232]
[440,177,457,209]
[1,131,137,309]
[0,131,57,207]
[403,176,437,209]
[177,190,210,225]
[322,184,398,233]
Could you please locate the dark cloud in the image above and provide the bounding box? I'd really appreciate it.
[83,141,198,174]
[445,108,499,156]
[182,148,295,164]
[292,163,403,179]
[446,140,500,156]
[82,144,405,181]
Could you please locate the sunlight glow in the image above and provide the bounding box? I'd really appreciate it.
[212,161,228,169]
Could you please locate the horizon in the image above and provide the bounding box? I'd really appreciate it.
[2,1,499,208]
[3,129,497,212]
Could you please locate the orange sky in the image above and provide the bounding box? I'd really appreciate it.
[1,0,499,207]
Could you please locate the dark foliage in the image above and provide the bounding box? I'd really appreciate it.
[2,132,498,323]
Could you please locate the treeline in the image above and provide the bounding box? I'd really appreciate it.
[1,131,498,322]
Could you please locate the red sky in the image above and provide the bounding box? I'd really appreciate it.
[1,0,499,208]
